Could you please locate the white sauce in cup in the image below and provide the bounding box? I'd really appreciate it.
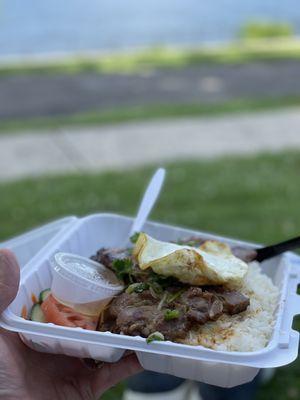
[51,252,124,316]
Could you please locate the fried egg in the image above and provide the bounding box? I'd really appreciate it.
[133,233,248,285]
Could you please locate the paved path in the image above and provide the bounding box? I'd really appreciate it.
[1,108,300,182]
[2,60,300,119]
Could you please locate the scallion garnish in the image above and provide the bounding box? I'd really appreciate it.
[164,309,180,320]
[146,331,165,344]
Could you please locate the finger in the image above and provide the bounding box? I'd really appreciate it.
[88,354,143,398]
[0,249,20,314]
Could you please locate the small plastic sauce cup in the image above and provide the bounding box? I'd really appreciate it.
[51,252,124,316]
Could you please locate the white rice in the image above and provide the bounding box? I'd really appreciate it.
[181,261,279,352]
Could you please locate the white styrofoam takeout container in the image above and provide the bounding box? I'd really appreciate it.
[0,217,77,269]
[1,213,300,388]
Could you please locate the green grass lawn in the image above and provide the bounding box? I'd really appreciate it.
[2,38,300,77]
[0,151,299,399]
[2,37,300,135]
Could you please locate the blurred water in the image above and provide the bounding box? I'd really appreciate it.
[0,0,300,58]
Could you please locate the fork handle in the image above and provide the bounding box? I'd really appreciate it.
[255,236,300,262]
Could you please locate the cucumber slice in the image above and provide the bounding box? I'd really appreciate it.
[39,289,51,303]
[30,304,46,323]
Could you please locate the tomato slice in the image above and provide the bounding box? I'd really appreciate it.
[41,294,98,331]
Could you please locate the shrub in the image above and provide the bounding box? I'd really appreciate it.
[239,21,294,39]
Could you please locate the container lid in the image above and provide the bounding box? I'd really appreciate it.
[0,216,77,270]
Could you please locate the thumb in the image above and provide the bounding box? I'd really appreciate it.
[0,249,20,314]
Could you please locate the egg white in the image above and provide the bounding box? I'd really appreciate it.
[133,233,248,285]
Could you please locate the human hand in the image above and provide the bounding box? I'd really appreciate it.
[0,249,142,400]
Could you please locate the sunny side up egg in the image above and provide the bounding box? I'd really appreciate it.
[133,233,248,286]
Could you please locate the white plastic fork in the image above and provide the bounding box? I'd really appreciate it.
[125,168,166,246]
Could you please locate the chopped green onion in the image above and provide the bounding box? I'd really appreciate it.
[125,282,149,294]
[130,232,140,244]
[146,331,165,344]
[112,258,133,282]
[166,289,185,304]
[149,270,179,288]
[164,309,180,321]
